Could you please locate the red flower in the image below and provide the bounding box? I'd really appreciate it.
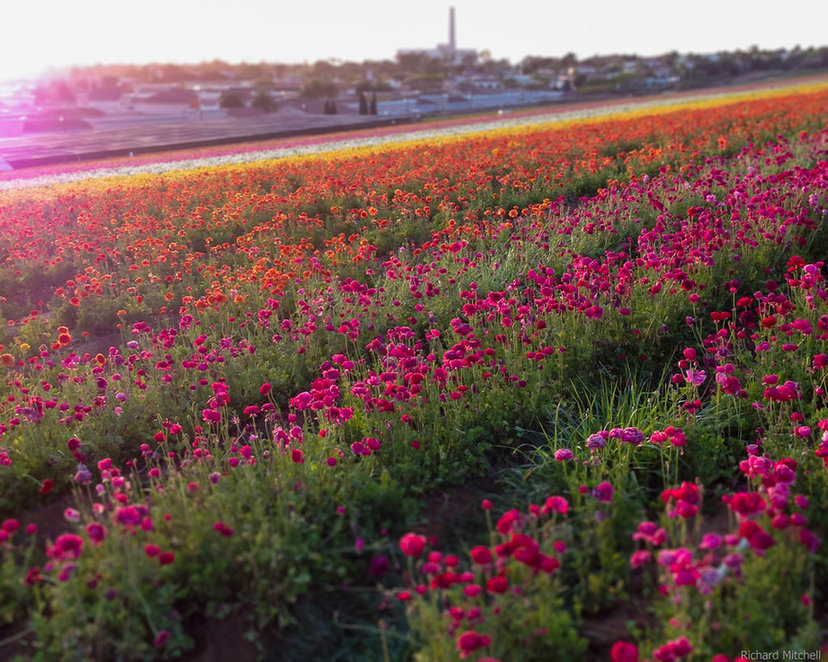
[399,532,427,558]
[470,545,492,565]
[1,518,19,534]
[213,521,235,537]
[39,479,54,495]
[154,630,170,648]
[158,551,176,565]
[144,544,162,557]
[24,566,43,586]
[486,574,508,594]
[456,630,491,658]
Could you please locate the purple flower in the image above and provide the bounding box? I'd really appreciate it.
[586,433,606,450]
[621,427,645,445]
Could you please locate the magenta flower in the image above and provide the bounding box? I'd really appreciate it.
[85,523,107,546]
[593,481,614,503]
[629,550,652,568]
[202,408,221,424]
[611,640,639,662]
[586,433,606,450]
[399,532,427,558]
[698,533,722,550]
[543,496,569,514]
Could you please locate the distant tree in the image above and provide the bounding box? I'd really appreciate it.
[160,64,187,83]
[396,52,430,73]
[219,92,245,108]
[33,81,76,105]
[561,52,578,71]
[520,56,560,74]
[369,92,378,115]
[405,74,445,92]
[251,90,277,113]
[237,62,265,80]
[355,79,392,94]
[358,91,369,115]
[312,60,338,77]
[301,79,339,99]
[324,99,338,115]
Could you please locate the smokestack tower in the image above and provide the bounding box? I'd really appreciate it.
[449,7,456,53]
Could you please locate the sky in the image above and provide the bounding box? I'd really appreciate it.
[0,0,826,83]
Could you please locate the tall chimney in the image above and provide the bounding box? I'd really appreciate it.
[449,7,456,52]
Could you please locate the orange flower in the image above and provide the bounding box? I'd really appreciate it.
[0,353,15,367]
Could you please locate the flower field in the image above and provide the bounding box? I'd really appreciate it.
[0,80,827,661]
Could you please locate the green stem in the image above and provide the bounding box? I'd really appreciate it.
[0,624,35,648]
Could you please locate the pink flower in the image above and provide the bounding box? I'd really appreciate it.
[291,448,305,464]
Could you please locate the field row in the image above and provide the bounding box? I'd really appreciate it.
[0,81,826,660]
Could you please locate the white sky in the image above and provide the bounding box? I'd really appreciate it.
[0,0,825,82]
